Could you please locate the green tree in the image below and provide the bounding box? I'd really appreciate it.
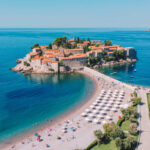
[113,50,125,61]
[87,56,101,66]
[123,136,137,150]
[30,43,39,49]
[48,43,52,49]
[58,60,65,66]
[38,50,43,56]
[104,40,112,46]
[83,46,90,53]
[102,50,107,57]
[73,43,77,48]
[112,126,124,139]
[129,123,138,135]
[24,61,30,67]
[94,130,110,144]
[87,37,90,42]
[53,37,67,47]
[77,37,80,43]
[115,137,123,148]
[131,97,141,106]
[103,122,116,135]
[121,106,138,120]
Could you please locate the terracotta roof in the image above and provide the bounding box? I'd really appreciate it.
[94,49,103,53]
[61,53,87,60]
[40,46,47,49]
[42,59,58,64]
[65,49,84,51]
[29,52,38,56]
[68,39,75,42]
[77,43,87,46]
[33,47,41,50]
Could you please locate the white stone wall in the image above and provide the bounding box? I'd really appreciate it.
[63,57,87,68]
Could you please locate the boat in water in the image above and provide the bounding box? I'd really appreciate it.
[110,72,117,75]
[146,29,150,32]
[130,76,134,78]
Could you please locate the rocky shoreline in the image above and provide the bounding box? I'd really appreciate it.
[11,58,137,74]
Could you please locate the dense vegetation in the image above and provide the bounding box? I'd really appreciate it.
[86,56,101,67]
[30,43,39,49]
[104,40,112,46]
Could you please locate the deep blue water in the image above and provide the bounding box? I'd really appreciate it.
[0,28,150,144]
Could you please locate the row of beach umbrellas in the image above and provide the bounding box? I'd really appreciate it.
[81,89,128,124]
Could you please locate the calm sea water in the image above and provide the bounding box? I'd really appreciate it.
[0,28,150,143]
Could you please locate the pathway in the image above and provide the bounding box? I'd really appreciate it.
[137,89,150,150]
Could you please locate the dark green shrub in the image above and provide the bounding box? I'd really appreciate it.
[94,130,110,144]
[84,140,97,150]
[103,122,116,135]
[123,135,137,150]
[129,123,138,135]
[24,61,30,67]
[133,91,137,97]
[115,137,122,148]
[121,107,138,120]
[130,117,138,124]
[112,126,124,139]
[49,68,54,71]
[30,43,39,49]
[117,116,125,126]
[131,97,141,106]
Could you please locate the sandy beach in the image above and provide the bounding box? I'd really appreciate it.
[2,67,134,150]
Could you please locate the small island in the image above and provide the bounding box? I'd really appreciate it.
[12,37,137,74]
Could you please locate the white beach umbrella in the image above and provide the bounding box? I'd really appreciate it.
[93,119,100,124]
[85,117,92,122]
[119,93,124,96]
[102,120,107,124]
[90,105,95,109]
[120,104,124,108]
[101,110,107,115]
[111,108,117,112]
[97,96,102,99]
[123,104,129,109]
[103,97,108,100]
[97,114,104,119]
[119,96,124,99]
[99,103,105,107]
[93,109,99,114]
[108,100,114,104]
[96,99,100,102]
[106,116,112,120]
[93,102,97,105]
[88,113,95,118]
[102,107,109,111]
[106,103,112,107]
[81,112,87,117]
[115,101,121,105]
[85,109,91,113]
[113,105,120,108]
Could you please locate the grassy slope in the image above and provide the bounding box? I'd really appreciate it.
[91,140,118,150]
[147,93,150,118]
[121,120,130,131]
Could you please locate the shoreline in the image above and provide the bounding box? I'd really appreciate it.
[1,70,100,150]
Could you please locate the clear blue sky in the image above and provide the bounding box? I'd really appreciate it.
[0,0,150,28]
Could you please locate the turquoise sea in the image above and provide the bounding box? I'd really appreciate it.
[0,28,150,144]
